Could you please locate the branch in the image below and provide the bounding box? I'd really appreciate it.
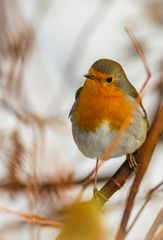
[144,208,163,240]
[155,225,163,240]
[116,104,163,240]
[126,181,163,235]
[0,206,64,229]
[125,28,151,95]
[0,177,110,193]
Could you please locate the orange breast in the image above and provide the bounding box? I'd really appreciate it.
[75,79,134,132]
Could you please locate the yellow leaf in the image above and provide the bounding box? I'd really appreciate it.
[57,201,107,240]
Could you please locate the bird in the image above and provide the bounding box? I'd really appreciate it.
[69,58,149,197]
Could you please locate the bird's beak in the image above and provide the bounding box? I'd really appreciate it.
[84,73,95,80]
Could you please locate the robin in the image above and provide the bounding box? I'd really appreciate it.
[69,59,149,195]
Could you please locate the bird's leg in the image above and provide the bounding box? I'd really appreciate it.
[93,159,108,206]
[127,154,138,172]
[93,158,99,196]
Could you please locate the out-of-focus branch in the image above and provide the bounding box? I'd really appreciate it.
[0,0,33,59]
[125,28,151,94]
[0,176,109,193]
[155,225,163,240]
[0,206,64,229]
[126,181,163,235]
[144,208,163,240]
[0,0,33,99]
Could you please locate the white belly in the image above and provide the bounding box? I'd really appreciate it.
[71,110,148,159]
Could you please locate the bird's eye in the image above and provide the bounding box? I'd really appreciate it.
[106,76,113,84]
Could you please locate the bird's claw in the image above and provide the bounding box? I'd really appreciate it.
[127,154,138,172]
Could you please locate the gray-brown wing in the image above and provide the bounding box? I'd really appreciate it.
[68,87,83,119]
[126,81,149,130]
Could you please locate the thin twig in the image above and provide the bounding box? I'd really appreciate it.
[126,181,163,235]
[125,28,151,95]
[0,206,64,229]
[144,208,163,240]
[0,176,110,192]
[155,225,163,240]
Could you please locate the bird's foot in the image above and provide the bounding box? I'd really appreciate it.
[127,154,138,172]
[93,188,105,213]
[93,187,107,207]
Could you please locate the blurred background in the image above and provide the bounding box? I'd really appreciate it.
[0,0,162,239]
